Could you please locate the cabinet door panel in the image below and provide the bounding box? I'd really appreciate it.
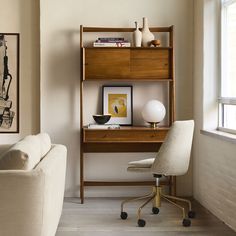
[130,49,170,79]
[84,48,130,80]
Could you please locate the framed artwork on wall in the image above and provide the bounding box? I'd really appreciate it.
[102,85,133,125]
[0,33,20,133]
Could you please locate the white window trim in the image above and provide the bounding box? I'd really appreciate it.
[218,0,236,134]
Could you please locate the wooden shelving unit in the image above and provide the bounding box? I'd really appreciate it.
[80,25,175,203]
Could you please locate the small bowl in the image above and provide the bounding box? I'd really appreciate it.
[93,114,111,124]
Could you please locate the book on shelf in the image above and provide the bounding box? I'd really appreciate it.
[93,37,131,47]
[87,124,120,129]
[93,41,131,47]
[97,37,125,42]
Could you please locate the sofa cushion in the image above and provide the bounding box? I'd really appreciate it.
[36,133,51,158]
[0,135,41,170]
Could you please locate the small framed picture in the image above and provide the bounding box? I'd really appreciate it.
[0,33,20,133]
[102,86,133,125]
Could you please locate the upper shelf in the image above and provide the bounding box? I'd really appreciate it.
[80,25,174,81]
[81,26,173,33]
[80,25,174,48]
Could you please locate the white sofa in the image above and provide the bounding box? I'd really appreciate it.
[0,134,67,236]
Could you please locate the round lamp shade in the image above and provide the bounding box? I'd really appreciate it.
[141,100,166,127]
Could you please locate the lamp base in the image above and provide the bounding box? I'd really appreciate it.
[148,122,160,128]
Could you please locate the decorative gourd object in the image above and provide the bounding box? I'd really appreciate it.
[141,100,166,128]
[141,17,154,47]
[151,39,161,47]
[133,21,142,47]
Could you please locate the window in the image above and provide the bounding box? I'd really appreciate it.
[219,0,236,134]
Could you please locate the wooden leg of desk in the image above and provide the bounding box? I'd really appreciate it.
[80,150,84,204]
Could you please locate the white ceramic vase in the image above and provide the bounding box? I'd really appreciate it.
[133,21,142,47]
[141,17,154,47]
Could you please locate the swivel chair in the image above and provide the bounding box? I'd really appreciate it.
[120,120,195,227]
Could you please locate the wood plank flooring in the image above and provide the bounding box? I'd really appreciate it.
[56,198,236,236]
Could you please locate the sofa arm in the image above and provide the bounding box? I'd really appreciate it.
[0,144,67,236]
[0,169,46,236]
[35,144,67,236]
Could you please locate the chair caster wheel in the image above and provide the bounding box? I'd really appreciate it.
[138,219,146,227]
[182,218,191,227]
[152,207,159,214]
[120,211,128,220]
[188,210,196,219]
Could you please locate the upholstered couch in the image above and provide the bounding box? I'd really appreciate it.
[0,133,67,236]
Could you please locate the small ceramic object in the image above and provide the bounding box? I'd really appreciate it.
[133,21,142,47]
[93,114,111,124]
[141,17,154,47]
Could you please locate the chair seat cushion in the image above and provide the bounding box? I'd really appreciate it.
[128,158,154,168]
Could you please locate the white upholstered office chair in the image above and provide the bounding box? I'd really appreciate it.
[120,120,195,227]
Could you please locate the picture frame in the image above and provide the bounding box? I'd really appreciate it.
[102,85,133,125]
[0,33,20,133]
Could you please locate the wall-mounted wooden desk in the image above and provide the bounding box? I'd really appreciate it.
[80,126,176,203]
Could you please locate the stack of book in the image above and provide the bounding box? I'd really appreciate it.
[87,124,120,129]
[93,37,131,47]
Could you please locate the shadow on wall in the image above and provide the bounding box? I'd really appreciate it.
[43,29,81,195]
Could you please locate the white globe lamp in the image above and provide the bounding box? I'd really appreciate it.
[141,100,166,128]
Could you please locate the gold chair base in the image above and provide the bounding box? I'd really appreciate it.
[120,186,194,227]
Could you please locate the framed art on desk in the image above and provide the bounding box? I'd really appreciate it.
[102,85,133,125]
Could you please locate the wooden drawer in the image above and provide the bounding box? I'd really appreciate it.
[83,128,168,143]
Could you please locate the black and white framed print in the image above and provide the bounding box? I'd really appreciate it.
[0,33,20,133]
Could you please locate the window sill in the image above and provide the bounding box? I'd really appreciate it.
[200,129,236,144]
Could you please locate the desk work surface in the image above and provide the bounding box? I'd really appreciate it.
[82,126,169,152]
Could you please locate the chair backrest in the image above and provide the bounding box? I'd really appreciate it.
[151,120,194,176]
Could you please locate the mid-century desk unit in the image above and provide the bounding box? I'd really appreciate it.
[80,25,175,204]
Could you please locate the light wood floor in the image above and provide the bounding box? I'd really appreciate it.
[56,197,236,236]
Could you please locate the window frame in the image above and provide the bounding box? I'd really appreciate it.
[218,0,236,135]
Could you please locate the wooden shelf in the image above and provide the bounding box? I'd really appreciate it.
[84,180,170,187]
[83,46,173,50]
[82,26,173,33]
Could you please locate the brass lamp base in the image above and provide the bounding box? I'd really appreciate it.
[148,122,160,128]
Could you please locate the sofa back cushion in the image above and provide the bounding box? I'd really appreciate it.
[0,133,51,170]
[36,133,51,158]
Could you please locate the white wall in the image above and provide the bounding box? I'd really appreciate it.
[40,0,194,197]
[0,0,40,143]
[193,0,236,231]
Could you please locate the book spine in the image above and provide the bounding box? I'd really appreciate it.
[93,42,131,47]
[98,37,124,41]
